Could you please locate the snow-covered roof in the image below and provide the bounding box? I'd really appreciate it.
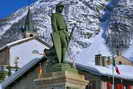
[90,64,133,80]
[76,63,133,82]
[1,57,47,89]
[0,37,51,52]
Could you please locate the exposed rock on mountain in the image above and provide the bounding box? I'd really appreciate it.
[106,0,133,54]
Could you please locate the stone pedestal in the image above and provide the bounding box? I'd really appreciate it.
[34,63,89,89]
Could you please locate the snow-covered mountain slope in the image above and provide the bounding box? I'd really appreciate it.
[31,0,108,49]
[0,8,28,37]
[76,0,133,65]
[123,43,133,60]
[77,29,111,65]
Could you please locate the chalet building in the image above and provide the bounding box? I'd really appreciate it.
[0,37,50,68]
[95,53,133,89]
[95,54,133,66]
[1,55,133,89]
[108,55,133,66]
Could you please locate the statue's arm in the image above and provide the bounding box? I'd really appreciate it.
[51,14,58,32]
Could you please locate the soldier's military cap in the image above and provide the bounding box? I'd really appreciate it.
[56,3,64,8]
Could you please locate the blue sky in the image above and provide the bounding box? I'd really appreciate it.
[0,0,37,19]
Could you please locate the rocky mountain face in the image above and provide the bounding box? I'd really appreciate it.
[0,0,108,54]
[105,0,133,54]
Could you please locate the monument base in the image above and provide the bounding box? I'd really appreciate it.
[46,63,78,73]
[34,63,89,89]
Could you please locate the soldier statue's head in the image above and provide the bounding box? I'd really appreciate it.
[56,3,64,13]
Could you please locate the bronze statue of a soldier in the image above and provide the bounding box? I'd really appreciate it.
[51,3,69,63]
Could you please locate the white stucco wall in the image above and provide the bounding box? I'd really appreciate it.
[9,39,49,67]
